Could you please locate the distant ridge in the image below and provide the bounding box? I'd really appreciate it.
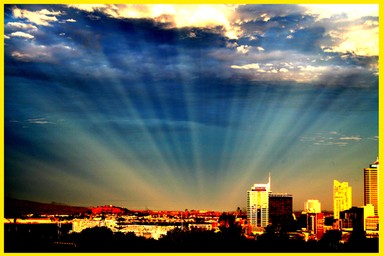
[4,197,90,217]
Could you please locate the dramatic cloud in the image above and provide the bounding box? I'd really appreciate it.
[231,63,261,70]
[26,118,54,125]
[302,4,377,20]
[9,31,34,39]
[303,5,378,56]
[339,136,362,141]
[11,50,46,62]
[12,7,63,26]
[9,43,75,63]
[67,4,239,39]
[322,22,378,56]
[300,132,363,147]
[6,21,38,31]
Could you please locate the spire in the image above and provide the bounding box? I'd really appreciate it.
[268,172,271,189]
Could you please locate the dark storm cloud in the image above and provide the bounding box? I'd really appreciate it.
[315,67,378,88]
[5,4,378,90]
[5,5,230,86]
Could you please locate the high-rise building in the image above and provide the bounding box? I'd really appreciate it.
[339,205,374,232]
[301,199,324,239]
[297,210,324,240]
[364,159,379,215]
[308,212,325,240]
[333,180,352,219]
[269,193,293,226]
[304,199,321,213]
[247,176,270,232]
[363,204,375,230]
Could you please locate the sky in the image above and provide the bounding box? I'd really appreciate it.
[4,4,379,211]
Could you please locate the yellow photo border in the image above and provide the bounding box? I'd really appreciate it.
[1,1,382,256]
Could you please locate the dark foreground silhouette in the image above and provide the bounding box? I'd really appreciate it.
[5,224,378,253]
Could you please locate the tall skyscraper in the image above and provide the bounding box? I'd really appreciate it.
[269,193,293,226]
[333,180,352,219]
[304,199,321,213]
[247,175,270,232]
[364,159,379,215]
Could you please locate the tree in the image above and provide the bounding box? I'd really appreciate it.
[218,212,244,241]
[75,227,114,251]
[318,230,342,251]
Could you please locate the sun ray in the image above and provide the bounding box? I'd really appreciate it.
[4,4,378,211]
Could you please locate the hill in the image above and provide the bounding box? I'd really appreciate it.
[4,197,90,217]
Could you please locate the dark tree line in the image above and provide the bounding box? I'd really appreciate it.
[5,212,378,253]
[42,226,381,252]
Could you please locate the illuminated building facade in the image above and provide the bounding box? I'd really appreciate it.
[304,199,321,214]
[364,159,379,215]
[247,176,270,232]
[333,180,352,219]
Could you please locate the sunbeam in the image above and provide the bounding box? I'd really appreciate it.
[4,4,378,211]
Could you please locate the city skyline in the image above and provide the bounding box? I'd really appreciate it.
[4,4,378,211]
